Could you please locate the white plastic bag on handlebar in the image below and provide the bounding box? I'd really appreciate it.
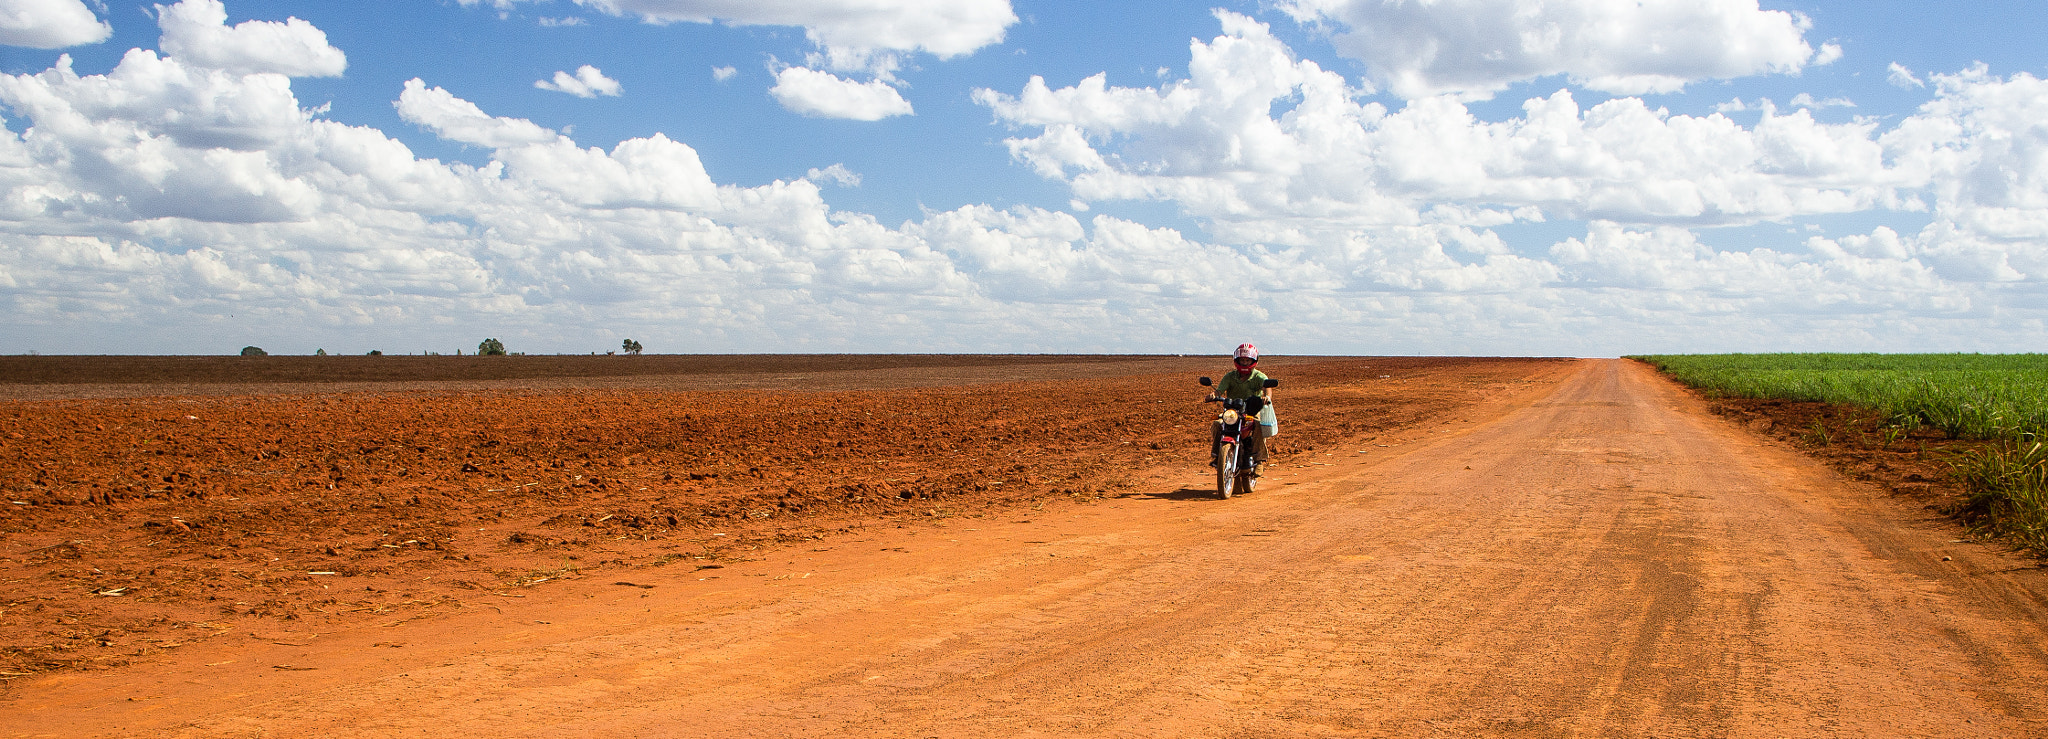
[1258,403,1278,438]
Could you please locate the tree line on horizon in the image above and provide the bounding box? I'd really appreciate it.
[236,337,645,357]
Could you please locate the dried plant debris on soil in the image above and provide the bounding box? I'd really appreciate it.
[0,356,1566,679]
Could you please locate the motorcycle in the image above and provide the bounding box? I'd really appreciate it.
[1199,375,1280,499]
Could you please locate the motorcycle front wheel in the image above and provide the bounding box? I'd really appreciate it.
[1216,440,1238,499]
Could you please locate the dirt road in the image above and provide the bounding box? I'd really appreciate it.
[8,358,2048,737]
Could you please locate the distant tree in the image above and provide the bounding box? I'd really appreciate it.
[478,338,507,356]
[240,346,267,357]
[316,348,327,356]
[622,338,643,355]
[366,350,383,356]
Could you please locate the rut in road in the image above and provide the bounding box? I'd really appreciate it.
[29,359,2048,738]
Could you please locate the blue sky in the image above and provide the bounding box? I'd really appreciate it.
[1,0,2045,356]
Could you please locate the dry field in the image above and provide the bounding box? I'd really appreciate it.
[7,356,2046,738]
[0,354,1558,680]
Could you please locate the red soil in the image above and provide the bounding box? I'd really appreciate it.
[0,355,1568,679]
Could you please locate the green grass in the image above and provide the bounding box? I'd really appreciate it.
[1954,442,2048,551]
[1630,353,2048,441]
[1633,353,2048,552]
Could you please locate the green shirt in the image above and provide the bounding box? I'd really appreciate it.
[1217,368,1270,399]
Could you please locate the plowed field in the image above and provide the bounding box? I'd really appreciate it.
[0,355,1558,681]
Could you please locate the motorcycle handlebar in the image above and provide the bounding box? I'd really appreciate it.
[1206,396,1266,413]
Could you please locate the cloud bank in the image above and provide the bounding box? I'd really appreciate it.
[0,3,2042,355]
[975,13,1899,239]
[1279,0,1837,99]
[967,14,2042,349]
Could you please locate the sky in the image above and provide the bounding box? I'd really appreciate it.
[0,0,2044,357]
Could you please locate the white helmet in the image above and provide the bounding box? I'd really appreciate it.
[1233,343,1259,361]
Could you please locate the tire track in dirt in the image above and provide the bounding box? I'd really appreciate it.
[7,358,2048,737]
[1222,358,2048,737]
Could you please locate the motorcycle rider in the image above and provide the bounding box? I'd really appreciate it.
[1210,343,1273,473]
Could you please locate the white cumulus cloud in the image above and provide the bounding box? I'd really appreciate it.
[978,12,1897,244]
[1888,62,1926,89]
[1878,66,2048,283]
[536,65,622,98]
[1279,0,1833,99]
[460,0,1013,115]
[805,163,861,187]
[1789,93,1854,109]
[156,0,346,78]
[465,0,1016,76]
[769,66,912,120]
[0,51,326,222]
[0,0,111,48]
[397,78,560,148]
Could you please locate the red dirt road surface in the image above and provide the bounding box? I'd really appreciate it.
[5,357,2048,736]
